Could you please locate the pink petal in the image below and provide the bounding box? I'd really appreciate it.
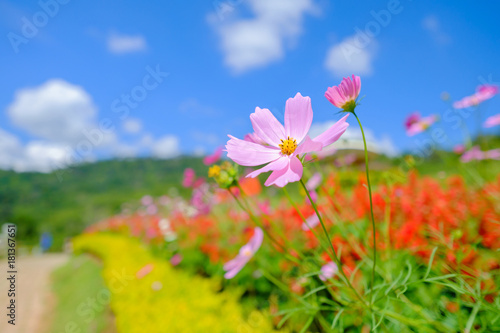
[313,114,349,147]
[264,156,303,187]
[302,214,320,231]
[203,146,223,165]
[249,227,264,252]
[223,256,243,271]
[484,114,500,128]
[295,135,323,155]
[353,75,361,98]
[224,260,248,279]
[305,172,322,191]
[226,135,281,166]
[250,107,286,147]
[246,157,289,178]
[284,93,313,143]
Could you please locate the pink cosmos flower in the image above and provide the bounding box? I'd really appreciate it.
[141,195,153,206]
[203,146,223,165]
[223,227,263,279]
[484,114,500,128]
[335,153,357,167]
[453,144,465,154]
[461,146,500,162]
[485,149,500,160]
[453,84,499,109]
[460,146,483,162]
[319,262,338,281]
[305,172,322,191]
[404,112,421,130]
[146,204,157,215]
[405,114,437,136]
[182,168,196,187]
[305,190,318,205]
[226,93,349,187]
[170,254,182,266]
[325,75,361,112]
[136,263,154,279]
[302,214,320,231]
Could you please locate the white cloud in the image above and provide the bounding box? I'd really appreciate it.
[0,128,68,173]
[309,121,398,157]
[122,118,143,134]
[151,135,180,159]
[208,0,317,73]
[2,80,181,172]
[7,79,97,144]
[107,32,147,54]
[324,36,377,77]
[422,15,451,45]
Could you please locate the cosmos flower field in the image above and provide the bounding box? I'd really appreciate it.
[76,76,500,332]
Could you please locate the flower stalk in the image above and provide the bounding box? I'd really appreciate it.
[353,111,377,307]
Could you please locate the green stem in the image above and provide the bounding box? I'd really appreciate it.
[239,184,305,260]
[228,189,301,265]
[353,111,377,307]
[465,300,481,333]
[299,179,367,308]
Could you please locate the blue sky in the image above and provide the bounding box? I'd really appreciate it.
[0,0,499,171]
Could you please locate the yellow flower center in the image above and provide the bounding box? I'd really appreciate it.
[279,137,297,155]
[208,165,221,178]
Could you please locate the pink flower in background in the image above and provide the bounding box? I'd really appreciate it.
[191,185,212,215]
[141,195,153,206]
[405,114,437,136]
[182,168,196,187]
[453,144,465,154]
[306,172,322,191]
[170,254,182,266]
[485,149,500,160]
[226,93,349,187]
[305,190,318,205]
[461,146,483,162]
[477,84,499,100]
[192,177,206,188]
[460,146,484,163]
[146,204,157,215]
[484,114,500,128]
[325,75,361,112]
[461,146,500,162]
[302,214,320,231]
[203,146,223,165]
[223,227,263,279]
[453,84,499,109]
[404,112,421,130]
[146,226,159,240]
[136,263,154,279]
[335,153,357,167]
[319,262,338,281]
[257,201,272,215]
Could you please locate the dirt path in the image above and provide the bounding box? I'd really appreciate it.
[0,253,68,333]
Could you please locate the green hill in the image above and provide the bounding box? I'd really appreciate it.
[0,156,207,249]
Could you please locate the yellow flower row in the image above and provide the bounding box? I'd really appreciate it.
[72,233,279,333]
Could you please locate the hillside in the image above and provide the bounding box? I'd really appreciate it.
[0,156,207,248]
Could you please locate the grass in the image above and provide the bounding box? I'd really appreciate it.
[49,254,116,333]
